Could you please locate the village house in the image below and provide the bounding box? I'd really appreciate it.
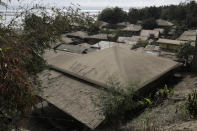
[85,33,116,44]
[39,46,180,130]
[157,38,186,51]
[154,28,164,34]
[177,30,197,42]
[140,30,160,39]
[156,19,174,27]
[121,24,142,36]
[55,44,90,54]
[116,22,130,28]
[117,36,148,45]
[91,41,132,50]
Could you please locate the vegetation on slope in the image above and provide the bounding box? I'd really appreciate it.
[98,0,197,28]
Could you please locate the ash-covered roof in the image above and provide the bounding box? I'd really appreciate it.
[121,24,142,32]
[39,70,105,129]
[49,46,180,88]
[157,38,186,45]
[91,41,132,50]
[177,30,197,42]
[140,30,160,39]
[118,36,148,44]
[41,46,180,129]
[156,19,174,27]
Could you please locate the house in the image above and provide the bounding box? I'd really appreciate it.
[85,34,116,44]
[140,30,160,39]
[121,24,142,36]
[117,36,148,45]
[55,44,90,54]
[177,30,197,42]
[91,41,132,50]
[66,31,89,40]
[39,46,180,129]
[154,28,164,34]
[116,22,130,28]
[156,19,174,27]
[144,45,161,56]
[60,34,74,44]
[157,38,186,51]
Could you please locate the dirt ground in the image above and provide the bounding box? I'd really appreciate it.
[120,72,197,131]
[13,72,197,131]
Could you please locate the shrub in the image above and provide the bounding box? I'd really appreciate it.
[132,40,148,49]
[176,41,195,66]
[142,18,157,29]
[128,9,140,24]
[185,90,197,118]
[98,7,128,24]
[96,77,150,120]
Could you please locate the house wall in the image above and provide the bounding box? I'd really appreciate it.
[159,43,180,51]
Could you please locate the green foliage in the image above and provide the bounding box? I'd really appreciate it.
[0,5,97,130]
[155,85,174,99]
[185,90,197,118]
[177,41,195,64]
[142,18,157,29]
[132,40,148,49]
[128,9,140,24]
[96,78,149,120]
[98,7,128,24]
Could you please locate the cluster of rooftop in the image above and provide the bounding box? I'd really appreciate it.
[38,18,196,129]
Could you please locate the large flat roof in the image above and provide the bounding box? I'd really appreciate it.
[49,46,180,89]
[39,70,105,129]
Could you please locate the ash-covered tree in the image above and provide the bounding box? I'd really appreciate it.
[142,18,157,29]
[191,41,197,72]
[98,7,128,24]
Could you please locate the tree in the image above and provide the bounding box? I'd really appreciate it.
[191,41,197,72]
[177,42,195,67]
[142,18,157,29]
[98,7,127,24]
[128,9,139,24]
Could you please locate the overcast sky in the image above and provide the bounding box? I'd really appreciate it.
[5,0,197,9]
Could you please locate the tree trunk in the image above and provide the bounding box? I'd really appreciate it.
[192,40,197,72]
